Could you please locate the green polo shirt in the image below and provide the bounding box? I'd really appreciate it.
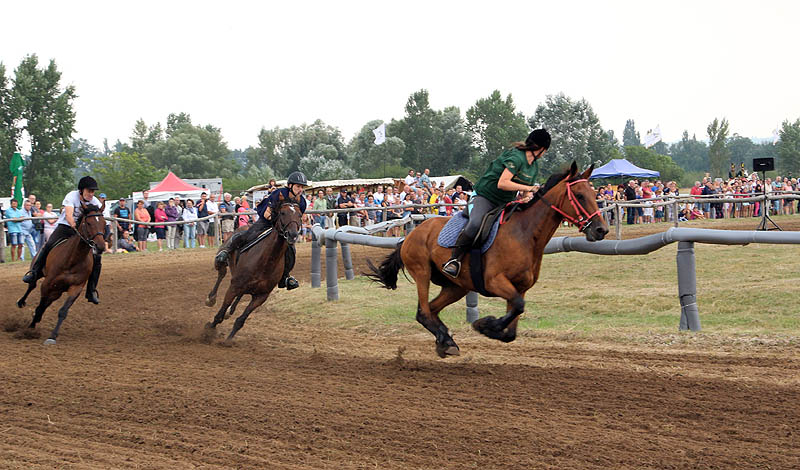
[474,148,539,205]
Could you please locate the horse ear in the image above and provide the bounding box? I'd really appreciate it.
[278,191,285,202]
[580,164,595,180]
[569,161,578,177]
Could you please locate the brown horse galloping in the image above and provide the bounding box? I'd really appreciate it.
[367,162,608,357]
[16,202,107,344]
[205,196,302,341]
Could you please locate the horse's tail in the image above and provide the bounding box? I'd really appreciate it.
[364,242,404,290]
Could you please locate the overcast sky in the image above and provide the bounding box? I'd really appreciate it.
[3,0,798,152]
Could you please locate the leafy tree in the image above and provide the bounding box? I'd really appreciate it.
[392,89,438,171]
[466,90,529,172]
[726,134,757,173]
[651,141,669,155]
[166,112,192,137]
[71,138,104,181]
[669,131,708,172]
[249,127,287,176]
[250,120,347,177]
[430,106,474,175]
[0,62,20,186]
[528,93,615,178]
[131,119,149,154]
[777,119,800,175]
[623,119,641,147]
[707,118,730,178]
[223,164,275,194]
[12,55,77,203]
[144,122,238,178]
[624,146,684,182]
[93,151,164,199]
[347,119,406,177]
[299,154,356,180]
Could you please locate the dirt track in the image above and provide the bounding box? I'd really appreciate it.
[1,245,799,469]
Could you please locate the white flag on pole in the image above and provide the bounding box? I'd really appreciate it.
[643,125,662,148]
[772,125,780,144]
[373,123,386,145]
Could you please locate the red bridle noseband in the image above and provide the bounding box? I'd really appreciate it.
[547,178,601,232]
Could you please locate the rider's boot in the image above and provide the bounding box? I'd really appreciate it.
[442,232,472,278]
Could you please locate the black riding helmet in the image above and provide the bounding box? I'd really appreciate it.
[286,171,309,186]
[524,128,551,150]
[78,176,99,191]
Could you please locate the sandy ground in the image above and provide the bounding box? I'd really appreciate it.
[1,242,799,469]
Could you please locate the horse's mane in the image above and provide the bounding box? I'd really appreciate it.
[517,168,574,210]
[76,204,102,226]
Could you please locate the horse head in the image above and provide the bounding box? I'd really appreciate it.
[78,201,107,254]
[274,192,302,245]
[550,161,609,242]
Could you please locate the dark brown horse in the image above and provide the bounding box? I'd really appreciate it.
[367,162,608,357]
[16,202,107,344]
[205,196,302,341]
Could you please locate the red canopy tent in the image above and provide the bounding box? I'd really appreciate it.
[132,172,206,201]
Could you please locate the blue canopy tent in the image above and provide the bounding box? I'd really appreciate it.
[590,159,660,179]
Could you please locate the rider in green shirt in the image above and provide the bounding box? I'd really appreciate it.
[442,128,550,277]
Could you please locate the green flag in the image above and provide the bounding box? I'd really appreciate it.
[10,152,25,205]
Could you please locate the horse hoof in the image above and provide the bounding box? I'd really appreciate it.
[43,339,56,346]
[205,296,216,307]
[17,300,25,308]
[204,322,216,329]
[435,343,460,358]
[472,316,497,334]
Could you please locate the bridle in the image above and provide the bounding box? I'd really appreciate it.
[75,209,105,253]
[274,202,302,241]
[543,178,601,232]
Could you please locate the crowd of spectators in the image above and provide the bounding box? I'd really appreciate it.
[594,172,800,225]
[6,168,800,260]
[110,190,254,253]
[287,168,474,239]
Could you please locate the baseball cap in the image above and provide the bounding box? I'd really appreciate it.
[99,193,107,198]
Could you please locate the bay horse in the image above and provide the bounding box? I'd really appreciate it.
[16,202,107,344]
[367,162,608,357]
[205,195,302,341]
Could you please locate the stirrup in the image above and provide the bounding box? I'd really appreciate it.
[442,259,461,278]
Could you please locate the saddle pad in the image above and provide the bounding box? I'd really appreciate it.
[436,212,500,254]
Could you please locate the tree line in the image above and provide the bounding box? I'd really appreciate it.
[3,54,800,202]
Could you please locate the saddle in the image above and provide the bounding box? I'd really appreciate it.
[467,204,504,249]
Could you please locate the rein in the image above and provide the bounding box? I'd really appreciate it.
[543,178,600,232]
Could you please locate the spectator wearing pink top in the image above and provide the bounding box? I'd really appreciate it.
[154,201,168,251]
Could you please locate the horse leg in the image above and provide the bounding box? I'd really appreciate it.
[412,274,462,358]
[226,295,243,319]
[17,281,37,308]
[206,267,227,307]
[29,292,57,329]
[226,293,269,341]
[46,284,83,343]
[207,288,237,329]
[426,285,470,357]
[472,275,525,342]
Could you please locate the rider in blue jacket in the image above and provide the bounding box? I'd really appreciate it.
[215,171,309,290]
